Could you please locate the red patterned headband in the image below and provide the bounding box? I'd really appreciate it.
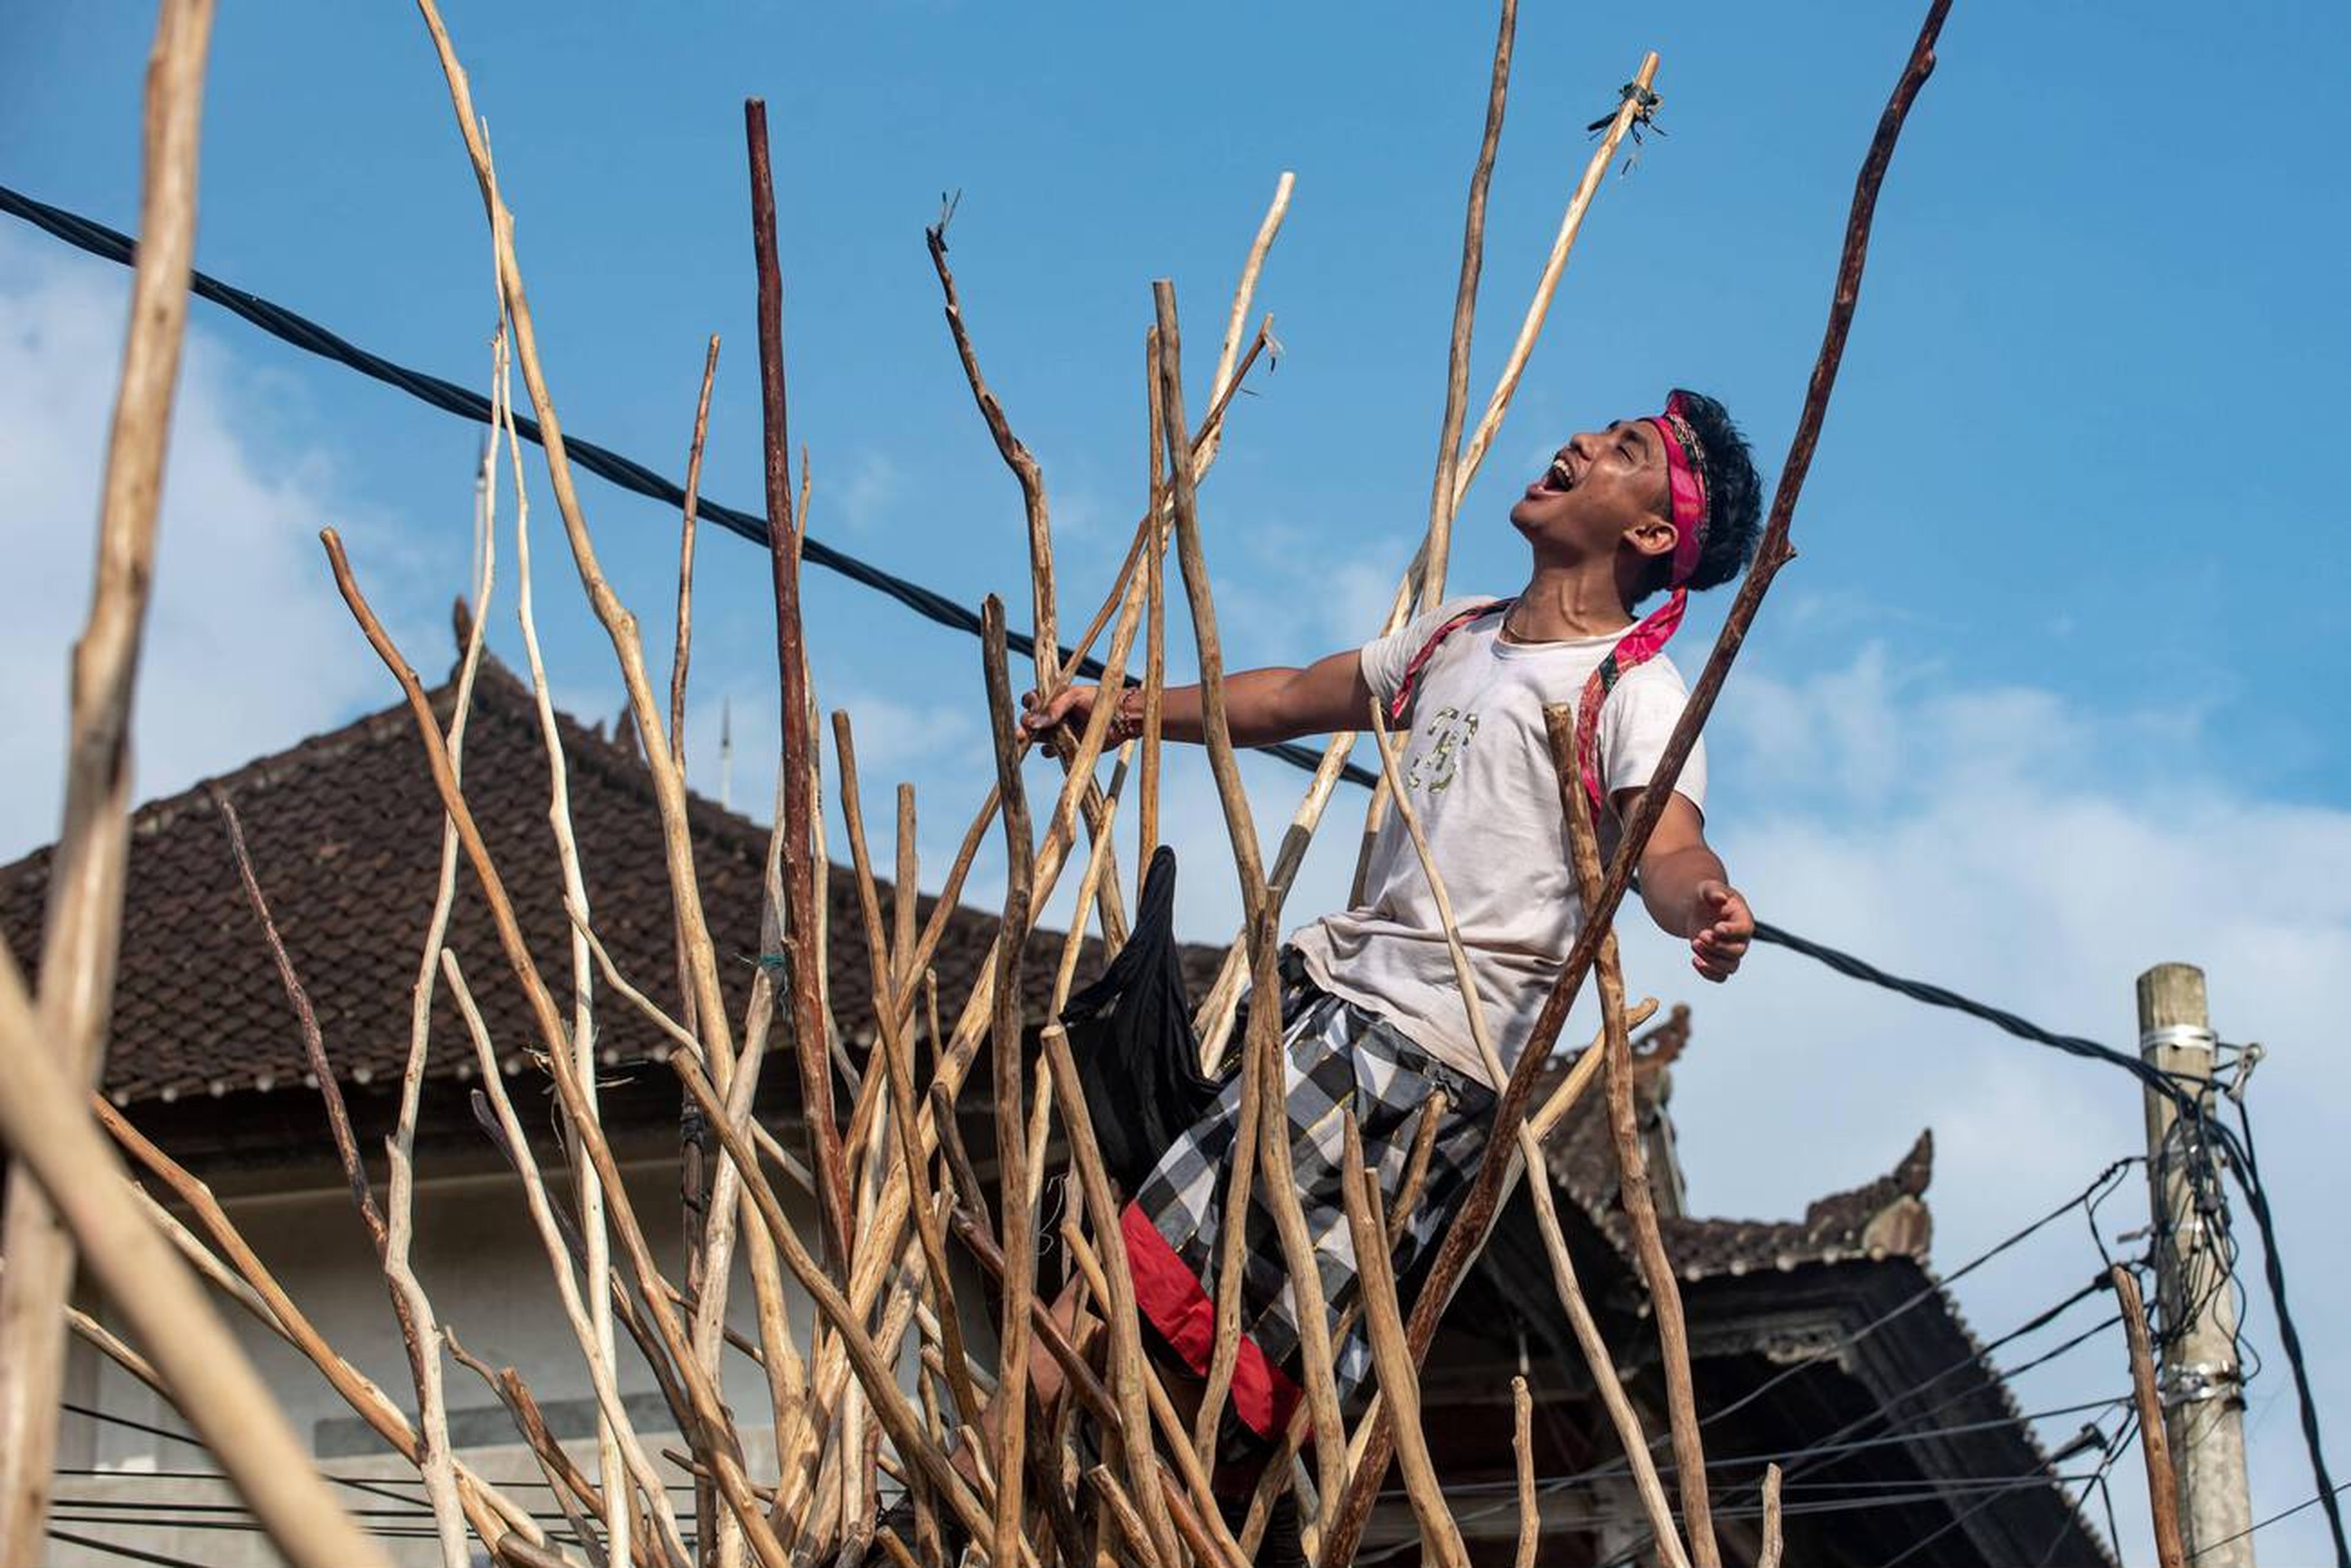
[1645,391,1710,588]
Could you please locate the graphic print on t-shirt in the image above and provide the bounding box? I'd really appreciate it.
[1288,594,1706,1087]
[1403,706,1479,794]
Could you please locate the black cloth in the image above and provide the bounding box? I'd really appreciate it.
[1060,845,1221,1195]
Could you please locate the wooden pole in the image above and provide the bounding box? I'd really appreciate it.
[0,971,388,1567]
[1319,6,1952,1558]
[745,97,853,1269]
[1553,709,1717,1568]
[979,599,1040,1567]
[2114,1263,2190,1568]
[0,1,218,1554]
[2136,963,2256,1565]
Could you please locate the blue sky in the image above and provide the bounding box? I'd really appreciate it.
[5,2,2347,1562]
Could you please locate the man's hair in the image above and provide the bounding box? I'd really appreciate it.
[1636,387,1763,601]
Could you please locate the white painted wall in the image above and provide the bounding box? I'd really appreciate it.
[50,1151,936,1567]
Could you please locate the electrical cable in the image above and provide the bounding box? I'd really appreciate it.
[0,178,1375,794]
[2192,1481,2351,1561]
[44,1529,213,1568]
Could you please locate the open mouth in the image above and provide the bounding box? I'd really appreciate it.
[1520,453,1576,504]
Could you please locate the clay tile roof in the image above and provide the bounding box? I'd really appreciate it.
[2,642,1216,1110]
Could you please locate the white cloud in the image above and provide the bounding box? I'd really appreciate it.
[1622,647,2351,1566]
[0,236,411,862]
[833,449,908,534]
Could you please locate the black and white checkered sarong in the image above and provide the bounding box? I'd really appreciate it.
[1119,958,1496,1441]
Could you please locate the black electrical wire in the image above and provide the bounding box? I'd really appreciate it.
[45,1529,212,1568]
[2229,1096,2348,1563]
[0,179,1374,794]
[2194,1481,2351,1561]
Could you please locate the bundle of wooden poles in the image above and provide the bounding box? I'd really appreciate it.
[0,0,1961,1564]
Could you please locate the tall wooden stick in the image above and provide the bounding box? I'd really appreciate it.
[413,0,741,1138]
[2116,1265,2189,1568]
[745,97,852,1270]
[928,221,1134,947]
[1321,8,1951,1558]
[1338,1113,1467,1564]
[1757,1463,1786,1568]
[832,714,986,1440]
[667,347,720,1462]
[0,3,216,1553]
[669,333,720,769]
[486,307,632,1568]
[215,791,471,1567]
[980,598,1040,1567]
[1366,706,1692,1568]
[1042,1023,1183,1566]
[1152,279,1351,1535]
[1512,1375,1538,1568]
[1418,0,1517,609]
[927,217,1058,688]
[0,975,386,1563]
[1551,706,1717,1568]
[1138,326,1168,883]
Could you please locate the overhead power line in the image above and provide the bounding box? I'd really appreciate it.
[0,179,1374,793]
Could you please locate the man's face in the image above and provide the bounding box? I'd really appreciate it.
[1508,417,1675,565]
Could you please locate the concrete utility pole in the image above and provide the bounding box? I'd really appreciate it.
[2138,962,2256,1566]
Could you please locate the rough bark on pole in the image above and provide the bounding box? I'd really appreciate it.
[1154,279,1351,1530]
[927,218,1058,688]
[1366,704,1690,1568]
[1758,1463,1785,1568]
[745,96,852,1269]
[1139,326,1168,882]
[0,967,386,1565]
[1553,709,1717,1568]
[2115,1264,2190,1568]
[980,597,1039,1567]
[1319,8,1952,1559]
[0,3,215,1553]
[1513,1375,1538,1568]
[1339,1112,1468,1565]
[1418,0,1517,609]
[1043,1022,1182,1567]
[832,714,987,1439]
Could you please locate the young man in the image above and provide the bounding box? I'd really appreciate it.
[1021,389,1761,1541]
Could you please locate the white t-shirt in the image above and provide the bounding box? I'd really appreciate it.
[1286,596,1705,1087]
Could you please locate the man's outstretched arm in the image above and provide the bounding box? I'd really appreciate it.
[1620,790,1753,983]
[1020,647,1372,750]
